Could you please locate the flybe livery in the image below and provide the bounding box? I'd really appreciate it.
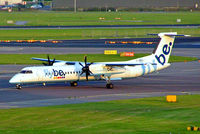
[9,32,188,89]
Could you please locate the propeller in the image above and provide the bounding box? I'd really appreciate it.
[79,56,94,81]
[42,55,56,66]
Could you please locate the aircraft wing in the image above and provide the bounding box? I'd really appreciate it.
[90,65,126,77]
[90,62,157,77]
[32,57,62,62]
[93,71,124,76]
[32,57,79,65]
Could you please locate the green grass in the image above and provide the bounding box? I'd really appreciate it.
[0,95,200,133]
[1,11,200,40]
[1,11,200,26]
[0,28,200,40]
[1,12,199,40]
[0,54,197,65]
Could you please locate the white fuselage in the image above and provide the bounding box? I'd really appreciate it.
[9,55,170,84]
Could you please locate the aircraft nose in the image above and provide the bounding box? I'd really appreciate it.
[9,75,20,84]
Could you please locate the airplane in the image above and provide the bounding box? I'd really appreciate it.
[9,32,188,89]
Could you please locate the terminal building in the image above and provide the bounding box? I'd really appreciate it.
[52,0,200,9]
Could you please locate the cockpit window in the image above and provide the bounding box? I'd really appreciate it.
[20,70,33,74]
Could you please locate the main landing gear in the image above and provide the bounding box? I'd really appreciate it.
[105,76,114,89]
[70,81,78,87]
[106,83,114,89]
[16,84,22,90]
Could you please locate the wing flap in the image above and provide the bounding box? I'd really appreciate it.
[93,71,124,76]
[105,63,157,66]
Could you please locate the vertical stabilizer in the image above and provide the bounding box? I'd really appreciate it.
[153,32,177,66]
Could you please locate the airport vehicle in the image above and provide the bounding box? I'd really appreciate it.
[9,32,187,89]
[30,4,42,9]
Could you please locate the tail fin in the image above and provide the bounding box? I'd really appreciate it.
[153,32,176,65]
[150,32,189,66]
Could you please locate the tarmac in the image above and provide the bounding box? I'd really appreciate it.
[1,37,200,48]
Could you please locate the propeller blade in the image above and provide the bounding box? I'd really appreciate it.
[86,72,89,81]
[79,62,84,67]
[41,55,56,66]
[47,55,50,65]
[88,70,93,75]
[87,62,94,66]
[51,58,56,65]
[80,72,84,76]
[42,63,48,66]
[79,56,94,81]
[84,56,87,66]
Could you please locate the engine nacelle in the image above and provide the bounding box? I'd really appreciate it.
[53,62,66,66]
[90,64,105,73]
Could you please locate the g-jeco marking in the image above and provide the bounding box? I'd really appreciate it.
[155,42,172,65]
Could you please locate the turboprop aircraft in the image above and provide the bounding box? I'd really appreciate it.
[9,32,188,89]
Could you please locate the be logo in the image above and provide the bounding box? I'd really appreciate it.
[155,42,172,65]
[53,69,65,77]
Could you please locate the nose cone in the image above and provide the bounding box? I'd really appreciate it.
[9,75,20,84]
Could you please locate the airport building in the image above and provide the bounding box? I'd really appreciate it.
[52,0,200,9]
[0,0,23,5]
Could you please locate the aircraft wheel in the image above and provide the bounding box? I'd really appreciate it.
[106,83,114,89]
[16,84,22,90]
[70,82,78,87]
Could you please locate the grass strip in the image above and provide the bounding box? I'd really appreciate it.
[0,95,199,134]
[0,54,197,65]
[1,11,200,26]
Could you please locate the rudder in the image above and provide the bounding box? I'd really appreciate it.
[153,32,177,66]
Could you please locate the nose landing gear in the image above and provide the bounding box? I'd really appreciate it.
[16,84,22,90]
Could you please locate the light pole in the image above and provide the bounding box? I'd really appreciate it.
[176,0,179,9]
[74,0,77,13]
